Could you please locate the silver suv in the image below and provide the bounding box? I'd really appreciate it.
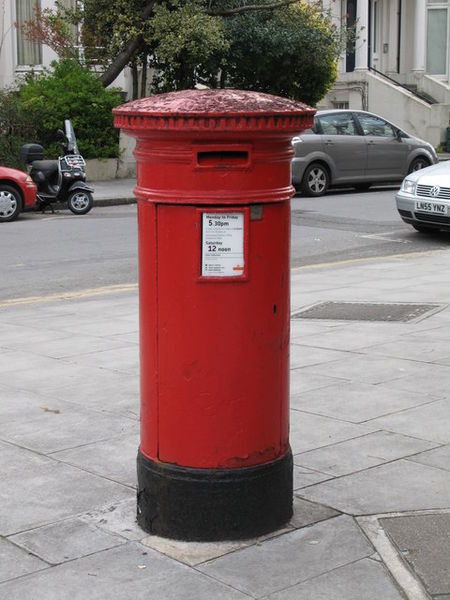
[292,110,438,196]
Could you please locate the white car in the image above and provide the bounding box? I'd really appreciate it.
[396,161,450,232]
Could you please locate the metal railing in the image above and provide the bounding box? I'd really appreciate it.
[368,67,436,105]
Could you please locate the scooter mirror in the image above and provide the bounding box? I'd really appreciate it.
[56,129,67,142]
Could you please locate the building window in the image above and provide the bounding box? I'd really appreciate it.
[427,7,448,74]
[373,0,379,55]
[332,101,350,109]
[16,0,42,66]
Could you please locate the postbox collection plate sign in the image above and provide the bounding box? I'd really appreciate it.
[201,211,245,277]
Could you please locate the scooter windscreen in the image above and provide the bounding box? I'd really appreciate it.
[64,120,79,154]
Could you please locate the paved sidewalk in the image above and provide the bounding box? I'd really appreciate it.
[1,248,450,598]
[91,179,136,206]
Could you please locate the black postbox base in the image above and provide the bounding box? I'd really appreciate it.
[136,450,293,541]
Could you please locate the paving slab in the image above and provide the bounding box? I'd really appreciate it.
[294,325,403,351]
[387,364,450,398]
[290,344,350,369]
[381,513,450,597]
[0,537,48,583]
[0,444,132,536]
[407,444,450,472]
[294,431,436,477]
[265,557,404,600]
[141,524,293,568]
[0,349,69,375]
[289,410,374,454]
[53,315,139,337]
[406,325,450,342]
[368,399,450,444]
[291,380,438,422]
[367,338,450,363]
[289,369,343,396]
[0,386,67,424]
[46,371,140,418]
[289,497,340,529]
[0,360,135,397]
[198,515,374,598]
[64,344,139,376]
[0,542,250,600]
[301,354,432,385]
[10,518,126,565]
[51,432,139,487]
[10,333,135,359]
[80,498,146,542]
[300,459,450,515]
[0,322,68,349]
[293,465,331,489]
[0,403,138,454]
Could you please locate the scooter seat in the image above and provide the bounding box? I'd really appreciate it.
[32,160,59,176]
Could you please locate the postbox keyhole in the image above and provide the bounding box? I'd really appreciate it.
[197,150,249,168]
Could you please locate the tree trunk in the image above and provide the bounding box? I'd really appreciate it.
[141,53,148,98]
[132,62,139,100]
[99,0,157,87]
[100,37,142,88]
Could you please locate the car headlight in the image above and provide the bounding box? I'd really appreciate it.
[401,179,416,194]
[25,175,33,182]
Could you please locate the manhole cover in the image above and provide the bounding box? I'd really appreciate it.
[292,302,443,322]
[380,513,450,597]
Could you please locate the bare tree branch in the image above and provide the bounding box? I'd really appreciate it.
[207,0,299,17]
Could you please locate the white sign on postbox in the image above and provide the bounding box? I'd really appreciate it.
[201,212,245,277]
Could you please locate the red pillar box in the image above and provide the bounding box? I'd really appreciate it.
[114,90,314,541]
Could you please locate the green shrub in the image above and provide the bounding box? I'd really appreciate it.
[19,59,121,160]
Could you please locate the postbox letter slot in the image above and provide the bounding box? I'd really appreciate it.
[197,150,249,168]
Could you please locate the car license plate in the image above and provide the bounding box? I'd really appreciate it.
[415,201,448,215]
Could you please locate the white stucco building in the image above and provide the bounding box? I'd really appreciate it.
[320,0,450,147]
[2,1,450,147]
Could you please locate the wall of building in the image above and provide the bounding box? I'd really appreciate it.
[0,0,128,93]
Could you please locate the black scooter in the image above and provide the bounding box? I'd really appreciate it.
[20,120,94,215]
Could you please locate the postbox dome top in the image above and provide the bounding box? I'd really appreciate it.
[114,89,315,134]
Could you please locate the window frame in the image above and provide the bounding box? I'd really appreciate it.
[14,0,43,69]
[426,2,449,78]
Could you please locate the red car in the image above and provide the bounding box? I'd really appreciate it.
[0,166,37,222]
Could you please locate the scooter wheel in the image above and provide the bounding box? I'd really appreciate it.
[68,190,93,215]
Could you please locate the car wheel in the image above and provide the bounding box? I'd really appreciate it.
[67,190,93,215]
[413,223,436,233]
[408,157,430,173]
[0,185,21,222]
[354,183,372,191]
[301,163,330,197]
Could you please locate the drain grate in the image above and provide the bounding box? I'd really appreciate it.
[292,301,443,322]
